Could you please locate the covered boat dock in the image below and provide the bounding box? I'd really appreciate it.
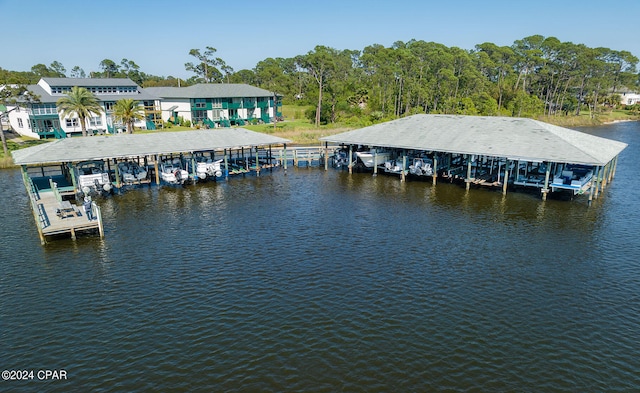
[320,114,627,202]
[12,128,291,244]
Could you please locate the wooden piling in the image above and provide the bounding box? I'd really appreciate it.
[432,156,438,185]
[541,164,551,201]
[373,151,378,177]
[154,155,160,185]
[502,160,509,195]
[348,146,353,174]
[324,142,329,171]
[466,157,472,191]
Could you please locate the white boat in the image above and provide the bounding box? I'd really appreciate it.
[355,149,391,168]
[409,157,433,176]
[384,159,407,175]
[75,160,112,195]
[118,161,148,183]
[160,159,189,185]
[195,157,224,180]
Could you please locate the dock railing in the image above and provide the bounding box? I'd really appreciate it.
[22,171,49,239]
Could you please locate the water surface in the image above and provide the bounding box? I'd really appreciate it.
[1,122,639,392]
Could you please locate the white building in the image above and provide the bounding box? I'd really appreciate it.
[619,91,640,106]
[6,78,161,139]
[145,84,281,128]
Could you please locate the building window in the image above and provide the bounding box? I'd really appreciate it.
[104,102,114,111]
[17,118,23,128]
[89,116,102,126]
[66,118,79,127]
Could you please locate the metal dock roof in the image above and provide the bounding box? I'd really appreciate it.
[12,128,291,165]
[319,114,628,166]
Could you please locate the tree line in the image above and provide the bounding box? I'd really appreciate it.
[1,35,639,127]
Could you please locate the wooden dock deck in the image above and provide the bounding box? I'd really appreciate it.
[25,179,104,244]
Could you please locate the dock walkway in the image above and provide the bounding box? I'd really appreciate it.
[25,176,104,244]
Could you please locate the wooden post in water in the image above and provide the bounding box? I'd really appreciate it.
[373,151,378,177]
[96,203,104,238]
[502,160,509,195]
[114,159,121,190]
[541,164,551,201]
[283,144,288,175]
[255,146,260,176]
[466,156,472,191]
[224,149,229,179]
[593,165,601,199]
[600,161,609,193]
[401,154,406,182]
[348,145,353,174]
[432,156,438,185]
[154,155,160,185]
[324,142,329,171]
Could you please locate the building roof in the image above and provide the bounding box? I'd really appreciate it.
[12,129,291,165]
[25,84,158,104]
[40,77,139,87]
[319,114,627,166]
[145,84,278,99]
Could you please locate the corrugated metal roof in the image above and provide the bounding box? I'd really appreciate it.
[145,84,278,99]
[12,129,291,165]
[319,114,627,166]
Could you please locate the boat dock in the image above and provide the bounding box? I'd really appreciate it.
[12,128,291,244]
[320,114,627,203]
[23,173,103,244]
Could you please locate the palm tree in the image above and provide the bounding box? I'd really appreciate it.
[56,86,103,137]
[113,98,145,134]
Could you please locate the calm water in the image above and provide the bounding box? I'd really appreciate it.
[1,122,639,392]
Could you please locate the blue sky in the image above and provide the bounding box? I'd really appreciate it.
[2,0,639,79]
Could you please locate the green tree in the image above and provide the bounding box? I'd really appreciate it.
[56,86,103,137]
[69,66,86,78]
[113,98,144,134]
[296,46,338,126]
[185,47,224,83]
[99,59,119,78]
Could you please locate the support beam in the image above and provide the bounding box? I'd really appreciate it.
[541,163,551,201]
[348,145,353,174]
[324,142,329,171]
[373,151,378,177]
[283,144,288,174]
[224,149,229,179]
[401,154,406,182]
[466,156,472,191]
[154,155,160,185]
[255,146,260,176]
[432,156,438,185]
[502,160,509,195]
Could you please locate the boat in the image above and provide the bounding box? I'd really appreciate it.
[195,156,224,180]
[550,165,594,194]
[117,161,148,184]
[75,160,112,196]
[355,149,391,168]
[160,159,189,185]
[409,157,433,177]
[331,148,349,168]
[384,158,408,175]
